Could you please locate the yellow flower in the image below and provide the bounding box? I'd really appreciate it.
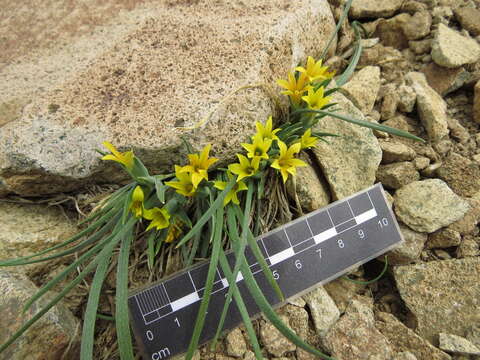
[214,175,248,206]
[101,141,134,170]
[165,165,197,197]
[295,56,335,83]
[276,71,311,104]
[228,154,260,182]
[165,222,183,243]
[271,141,306,183]
[129,186,144,218]
[241,135,272,160]
[144,206,171,231]
[297,129,318,150]
[255,116,280,141]
[179,144,218,188]
[302,87,332,110]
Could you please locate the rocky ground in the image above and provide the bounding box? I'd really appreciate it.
[1,0,480,359]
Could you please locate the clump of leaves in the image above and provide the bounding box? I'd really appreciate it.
[0,0,423,359]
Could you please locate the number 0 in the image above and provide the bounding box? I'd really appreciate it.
[146,330,154,341]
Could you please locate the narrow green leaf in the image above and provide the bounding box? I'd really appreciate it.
[295,109,425,142]
[175,178,235,248]
[344,256,388,285]
[321,0,354,59]
[116,226,135,360]
[80,249,112,360]
[185,205,224,360]
[146,231,157,270]
[121,187,134,225]
[155,177,167,204]
[0,218,134,355]
[217,250,263,359]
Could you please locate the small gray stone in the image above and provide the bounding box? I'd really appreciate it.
[448,198,480,235]
[426,228,462,249]
[375,311,451,360]
[260,315,296,357]
[302,286,340,338]
[323,299,394,360]
[406,72,449,142]
[394,258,480,344]
[381,90,399,120]
[431,24,480,68]
[341,66,381,114]
[277,304,310,339]
[392,352,418,360]
[413,157,430,170]
[454,7,480,36]
[350,0,404,19]
[397,85,417,113]
[394,179,470,233]
[225,328,247,358]
[242,350,255,360]
[382,223,427,265]
[0,270,79,360]
[377,162,420,189]
[312,90,382,200]
[439,333,480,355]
[409,39,432,55]
[324,277,366,313]
[456,236,480,258]
[380,141,416,163]
[422,63,472,96]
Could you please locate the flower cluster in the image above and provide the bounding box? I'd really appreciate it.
[276,56,334,108]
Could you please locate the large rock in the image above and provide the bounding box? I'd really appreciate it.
[375,312,451,360]
[323,298,394,360]
[341,66,381,114]
[431,24,480,68]
[393,179,470,233]
[406,72,449,143]
[311,91,382,200]
[0,270,79,360]
[349,0,403,19]
[0,202,78,273]
[0,0,336,197]
[394,258,480,344]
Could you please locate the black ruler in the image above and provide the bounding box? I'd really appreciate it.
[128,183,403,360]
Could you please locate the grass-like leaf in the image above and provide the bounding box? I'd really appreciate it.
[175,178,235,248]
[185,205,224,360]
[80,248,113,360]
[343,256,388,285]
[116,224,135,360]
[321,0,354,60]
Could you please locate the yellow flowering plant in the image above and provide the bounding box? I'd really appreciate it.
[0,1,425,359]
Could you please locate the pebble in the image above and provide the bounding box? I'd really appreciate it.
[259,315,296,357]
[349,0,404,19]
[456,236,480,258]
[431,24,480,68]
[413,156,430,170]
[454,7,480,36]
[380,141,416,163]
[426,228,462,249]
[302,286,339,338]
[382,223,427,265]
[439,333,480,356]
[341,66,381,114]
[377,162,420,189]
[397,85,417,113]
[225,328,247,358]
[421,63,472,96]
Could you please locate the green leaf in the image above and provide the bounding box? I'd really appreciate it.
[155,177,168,204]
[217,250,263,359]
[321,0,354,59]
[80,249,113,360]
[146,231,158,270]
[344,256,389,285]
[175,178,235,248]
[335,40,362,87]
[0,217,135,355]
[121,186,135,225]
[185,205,224,360]
[295,109,425,142]
[116,225,135,360]
[131,156,150,180]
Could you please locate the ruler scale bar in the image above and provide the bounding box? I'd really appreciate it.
[128,184,404,359]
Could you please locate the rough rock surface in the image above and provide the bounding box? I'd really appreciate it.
[439,333,480,356]
[260,315,296,357]
[341,66,381,114]
[454,7,480,36]
[312,90,382,200]
[431,24,480,68]
[394,258,480,344]
[421,63,472,96]
[302,286,340,338]
[0,270,79,360]
[323,277,366,313]
[406,72,449,142]
[0,0,336,197]
[375,12,431,49]
[0,201,78,272]
[380,141,416,164]
[382,223,427,265]
[349,0,404,19]
[436,153,480,197]
[377,162,420,189]
[474,80,480,124]
[393,179,470,233]
[426,228,461,249]
[323,298,394,360]
[375,312,451,360]
[286,154,330,212]
[225,328,247,358]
